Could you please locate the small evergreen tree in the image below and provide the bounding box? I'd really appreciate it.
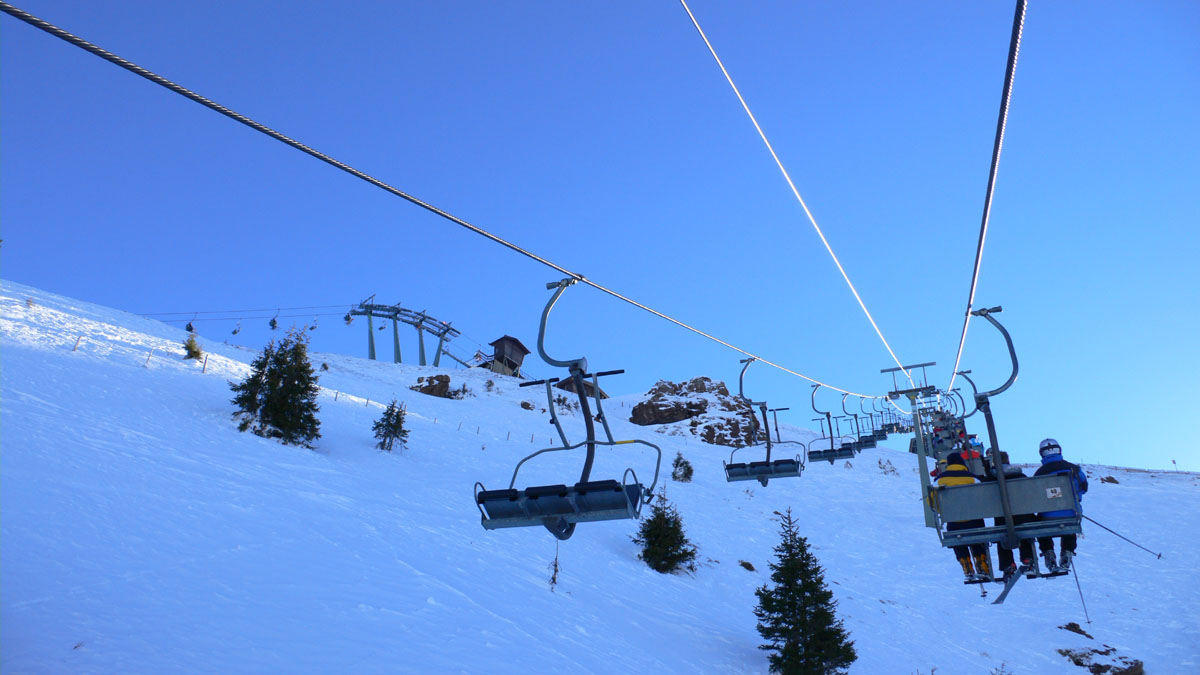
[183,333,203,360]
[754,508,856,675]
[230,328,322,447]
[373,399,409,452]
[631,488,698,574]
[671,451,694,482]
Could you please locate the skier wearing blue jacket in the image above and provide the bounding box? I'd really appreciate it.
[1033,438,1088,573]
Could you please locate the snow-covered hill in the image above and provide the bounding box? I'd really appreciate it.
[2,280,1196,673]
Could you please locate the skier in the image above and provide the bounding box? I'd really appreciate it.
[936,452,992,581]
[980,451,1036,579]
[1033,438,1089,573]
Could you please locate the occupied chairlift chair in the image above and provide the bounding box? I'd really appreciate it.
[911,308,1083,578]
[723,358,803,486]
[473,278,662,540]
[807,385,856,463]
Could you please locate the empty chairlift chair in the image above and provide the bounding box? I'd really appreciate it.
[722,359,803,486]
[806,385,856,464]
[473,278,661,540]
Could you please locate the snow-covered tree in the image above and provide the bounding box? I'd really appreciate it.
[230,328,321,447]
[373,399,409,452]
[671,451,694,482]
[631,488,697,574]
[754,508,856,674]
[182,333,203,360]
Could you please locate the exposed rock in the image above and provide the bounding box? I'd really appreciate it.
[629,377,760,448]
[1059,622,1094,640]
[1100,475,1119,484]
[410,374,451,398]
[520,400,535,411]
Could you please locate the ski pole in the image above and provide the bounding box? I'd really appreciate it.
[1071,562,1091,625]
[1082,515,1162,559]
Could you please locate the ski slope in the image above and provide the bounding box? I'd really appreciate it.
[2,280,1196,674]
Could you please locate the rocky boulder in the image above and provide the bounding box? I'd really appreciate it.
[410,374,451,398]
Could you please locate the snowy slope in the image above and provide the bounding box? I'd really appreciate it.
[2,279,1197,674]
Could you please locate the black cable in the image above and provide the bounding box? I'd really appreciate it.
[0,0,876,398]
[141,304,351,316]
[948,0,1027,391]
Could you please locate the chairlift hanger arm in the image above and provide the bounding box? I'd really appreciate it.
[970,307,1019,398]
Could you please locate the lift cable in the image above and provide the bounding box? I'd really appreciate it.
[678,0,912,387]
[0,1,883,400]
[946,0,1027,393]
[141,304,352,317]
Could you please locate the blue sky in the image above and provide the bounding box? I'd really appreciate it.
[3,1,1197,470]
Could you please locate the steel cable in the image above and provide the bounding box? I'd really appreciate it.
[947,0,1027,392]
[0,1,883,399]
[678,0,912,386]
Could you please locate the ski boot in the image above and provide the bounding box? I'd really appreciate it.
[1041,550,1059,574]
[958,557,977,581]
[972,551,993,581]
[1059,550,1074,572]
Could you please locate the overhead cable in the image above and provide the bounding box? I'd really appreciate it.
[141,304,352,316]
[946,0,1027,392]
[678,0,912,387]
[0,1,883,399]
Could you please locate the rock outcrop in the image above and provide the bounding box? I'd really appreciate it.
[629,377,760,448]
[410,374,451,398]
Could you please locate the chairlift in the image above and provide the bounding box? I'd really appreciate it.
[474,278,662,541]
[913,307,1082,582]
[806,385,855,463]
[231,321,241,336]
[309,317,318,331]
[841,393,875,449]
[269,309,279,331]
[185,312,196,333]
[723,359,802,485]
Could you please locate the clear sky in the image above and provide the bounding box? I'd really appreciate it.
[3,1,1197,470]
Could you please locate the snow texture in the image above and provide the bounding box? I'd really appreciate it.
[2,280,1197,673]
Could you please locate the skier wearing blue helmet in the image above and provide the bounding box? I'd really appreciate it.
[1033,438,1088,573]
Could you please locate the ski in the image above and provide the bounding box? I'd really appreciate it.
[991,566,1029,605]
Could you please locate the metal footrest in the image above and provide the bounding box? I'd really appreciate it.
[477,479,643,530]
[725,459,802,483]
[940,518,1082,548]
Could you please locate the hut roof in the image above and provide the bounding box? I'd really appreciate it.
[489,335,531,356]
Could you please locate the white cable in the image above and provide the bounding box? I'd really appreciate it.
[679,0,913,387]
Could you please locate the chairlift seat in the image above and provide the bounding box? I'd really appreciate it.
[932,474,1083,547]
[477,479,643,531]
[724,459,802,482]
[807,447,855,463]
[857,438,876,448]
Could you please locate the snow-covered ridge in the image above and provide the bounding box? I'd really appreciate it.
[2,279,1197,673]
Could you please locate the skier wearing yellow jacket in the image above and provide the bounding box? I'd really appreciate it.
[936,452,992,581]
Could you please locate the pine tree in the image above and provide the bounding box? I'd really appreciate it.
[754,508,856,674]
[671,451,694,482]
[631,488,698,574]
[229,329,322,447]
[183,333,203,360]
[373,399,409,452]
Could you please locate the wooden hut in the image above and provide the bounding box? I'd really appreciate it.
[485,336,530,377]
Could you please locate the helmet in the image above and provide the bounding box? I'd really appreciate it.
[1039,438,1062,458]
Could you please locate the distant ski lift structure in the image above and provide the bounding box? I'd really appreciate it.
[269,309,279,331]
[897,307,1083,593]
[474,278,661,540]
[185,313,196,333]
[348,295,468,367]
[723,358,803,486]
[231,321,241,336]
